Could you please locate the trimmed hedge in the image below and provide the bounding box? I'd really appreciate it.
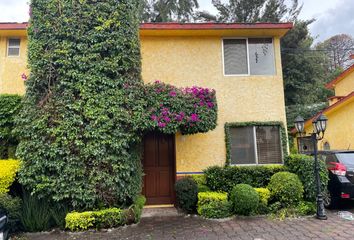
[255,188,271,214]
[175,177,198,213]
[197,192,232,218]
[230,184,259,216]
[65,195,146,231]
[285,154,329,201]
[204,165,287,193]
[190,174,210,192]
[0,94,22,159]
[268,172,304,207]
[0,159,20,194]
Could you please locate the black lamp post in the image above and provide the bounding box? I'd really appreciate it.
[294,114,328,220]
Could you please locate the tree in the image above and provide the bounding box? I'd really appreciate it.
[281,20,332,106]
[141,0,199,22]
[316,34,354,71]
[211,0,302,22]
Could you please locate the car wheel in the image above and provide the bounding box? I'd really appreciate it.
[323,190,339,209]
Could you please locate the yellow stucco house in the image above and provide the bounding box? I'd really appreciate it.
[296,64,354,153]
[1,22,292,205]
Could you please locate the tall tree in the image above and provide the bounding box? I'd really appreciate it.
[211,0,302,22]
[141,0,199,22]
[316,34,354,71]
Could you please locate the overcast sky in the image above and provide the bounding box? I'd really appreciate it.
[1,0,353,42]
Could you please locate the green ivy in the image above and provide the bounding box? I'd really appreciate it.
[16,0,217,210]
[0,94,22,158]
[224,121,288,165]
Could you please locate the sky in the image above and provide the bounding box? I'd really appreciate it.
[0,0,353,42]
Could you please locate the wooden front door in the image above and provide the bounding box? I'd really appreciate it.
[142,132,175,205]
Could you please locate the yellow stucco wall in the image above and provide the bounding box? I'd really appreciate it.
[334,70,354,96]
[0,29,288,173]
[0,36,28,94]
[303,98,354,150]
[141,35,287,173]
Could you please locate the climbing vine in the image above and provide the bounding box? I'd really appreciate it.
[16,0,217,210]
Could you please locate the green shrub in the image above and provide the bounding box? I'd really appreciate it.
[130,195,146,223]
[66,195,145,231]
[0,193,22,232]
[204,165,287,193]
[198,201,233,219]
[285,154,329,201]
[21,191,52,232]
[268,172,304,206]
[191,174,206,186]
[197,192,228,209]
[65,211,95,231]
[255,188,271,214]
[230,184,259,216]
[198,185,211,192]
[197,192,232,218]
[175,177,198,213]
[0,159,20,194]
[0,94,22,159]
[50,202,70,229]
[296,201,316,216]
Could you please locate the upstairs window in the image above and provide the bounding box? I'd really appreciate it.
[223,38,275,76]
[8,38,21,57]
[229,125,282,165]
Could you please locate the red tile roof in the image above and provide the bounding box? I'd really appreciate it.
[326,64,354,89]
[291,91,354,134]
[140,22,293,30]
[0,22,293,31]
[0,22,28,30]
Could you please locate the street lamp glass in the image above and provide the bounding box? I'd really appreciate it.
[294,116,304,133]
[317,114,328,133]
[312,120,319,134]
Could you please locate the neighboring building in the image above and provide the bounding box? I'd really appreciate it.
[0,22,292,205]
[296,64,354,153]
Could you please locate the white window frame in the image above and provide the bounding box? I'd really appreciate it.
[221,37,275,77]
[7,38,21,57]
[229,125,283,166]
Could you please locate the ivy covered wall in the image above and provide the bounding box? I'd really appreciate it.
[16,0,217,210]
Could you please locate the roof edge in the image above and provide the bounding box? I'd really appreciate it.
[325,64,354,89]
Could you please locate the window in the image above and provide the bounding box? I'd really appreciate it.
[8,38,21,56]
[229,125,282,165]
[297,136,314,154]
[223,38,275,76]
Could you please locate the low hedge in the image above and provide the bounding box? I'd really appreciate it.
[204,165,286,193]
[268,172,304,207]
[285,154,329,201]
[0,159,20,194]
[230,184,259,216]
[65,195,146,231]
[197,192,232,218]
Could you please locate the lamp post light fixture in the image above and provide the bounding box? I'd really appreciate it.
[294,114,328,220]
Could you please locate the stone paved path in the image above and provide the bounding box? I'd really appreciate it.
[17,209,354,240]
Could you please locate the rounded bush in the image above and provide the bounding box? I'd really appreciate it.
[175,177,198,213]
[230,184,259,215]
[268,172,304,206]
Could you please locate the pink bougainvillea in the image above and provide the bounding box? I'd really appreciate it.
[144,81,217,134]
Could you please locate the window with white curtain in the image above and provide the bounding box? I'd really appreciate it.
[223,38,275,76]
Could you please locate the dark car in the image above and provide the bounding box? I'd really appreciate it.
[316,150,354,208]
[0,208,8,240]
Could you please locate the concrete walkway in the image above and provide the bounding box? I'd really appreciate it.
[16,208,354,240]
